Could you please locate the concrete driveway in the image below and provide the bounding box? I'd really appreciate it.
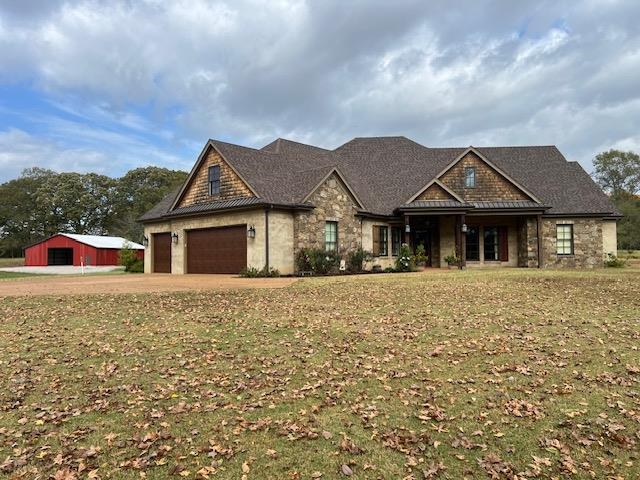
[0,265,124,275]
[0,272,298,296]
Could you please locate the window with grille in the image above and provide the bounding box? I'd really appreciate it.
[325,221,338,252]
[208,165,221,195]
[556,224,574,255]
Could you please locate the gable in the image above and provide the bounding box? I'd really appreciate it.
[415,182,460,202]
[305,171,361,210]
[439,151,533,202]
[303,168,364,210]
[176,146,255,209]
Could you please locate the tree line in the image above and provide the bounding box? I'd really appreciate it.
[0,149,638,258]
[0,167,187,257]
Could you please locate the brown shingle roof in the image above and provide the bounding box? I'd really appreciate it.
[141,137,619,222]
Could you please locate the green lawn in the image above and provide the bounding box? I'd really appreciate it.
[0,271,36,280]
[1,269,639,479]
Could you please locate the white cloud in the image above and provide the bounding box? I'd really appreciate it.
[0,0,639,180]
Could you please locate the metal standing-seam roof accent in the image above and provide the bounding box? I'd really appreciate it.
[401,200,472,209]
[165,197,268,217]
[470,200,549,210]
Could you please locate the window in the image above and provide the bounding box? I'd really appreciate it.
[556,224,573,255]
[464,167,476,188]
[484,227,499,261]
[325,221,338,252]
[208,165,221,195]
[466,226,480,261]
[372,225,388,256]
[391,227,402,256]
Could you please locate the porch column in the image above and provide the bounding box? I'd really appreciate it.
[460,214,466,269]
[454,215,462,269]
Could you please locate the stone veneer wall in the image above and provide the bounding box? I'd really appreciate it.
[293,173,361,260]
[517,217,540,268]
[541,218,603,268]
[440,152,530,202]
[177,148,254,208]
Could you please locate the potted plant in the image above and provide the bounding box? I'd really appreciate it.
[413,243,429,270]
[443,252,459,269]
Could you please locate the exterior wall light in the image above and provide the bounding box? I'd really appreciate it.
[461,223,468,233]
[405,224,411,233]
[247,225,256,238]
[142,235,149,247]
[171,232,179,244]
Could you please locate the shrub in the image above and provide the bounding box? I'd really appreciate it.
[444,252,459,265]
[347,248,373,273]
[119,243,144,273]
[240,266,261,277]
[604,253,626,268]
[295,248,341,275]
[240,266,281,277]
[395,244,415,272]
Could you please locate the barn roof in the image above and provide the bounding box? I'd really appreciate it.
[59,234,144,250]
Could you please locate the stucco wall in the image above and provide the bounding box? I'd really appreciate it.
[541,218,603,268]
[361,219,395,269]
[602,219,617,256]
[143,209,295,274]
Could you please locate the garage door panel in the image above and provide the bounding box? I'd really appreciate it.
[153,233,172,273]
[187,226,246,274]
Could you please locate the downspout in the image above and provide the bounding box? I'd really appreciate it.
[265,206,271,269]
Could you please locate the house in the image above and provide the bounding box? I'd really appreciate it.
[25,233,144,267]
[140,136,619,274]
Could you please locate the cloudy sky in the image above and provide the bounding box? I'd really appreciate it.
[0,0,639,182]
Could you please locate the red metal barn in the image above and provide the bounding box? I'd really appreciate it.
[25,233,144,266]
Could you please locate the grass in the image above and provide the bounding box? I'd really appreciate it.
[0,269,639,479]
[0,257,24,268]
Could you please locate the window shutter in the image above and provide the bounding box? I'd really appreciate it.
[499,226,509,262]
[372,226,380,256]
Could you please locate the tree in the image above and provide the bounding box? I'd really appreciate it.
[592,149,640,198]
[36,172,117,235]
[110,167,187,241]
[592,149,640,251]
[615,192,640,251]
[0,168,57,256]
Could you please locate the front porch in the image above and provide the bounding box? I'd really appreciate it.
[399,202,546,268]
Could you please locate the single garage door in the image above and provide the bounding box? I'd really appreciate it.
[153,232,172,273]
[187,225,247,274]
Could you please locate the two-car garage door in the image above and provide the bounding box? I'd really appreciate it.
[187,226,247,274]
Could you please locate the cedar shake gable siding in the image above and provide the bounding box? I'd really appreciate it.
[439,151,532,202]
[176,147,254,209]
[416,183,459,201]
